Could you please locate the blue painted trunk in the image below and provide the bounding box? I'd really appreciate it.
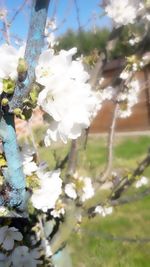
[9,0,50,111]
[0,114,26,210]
[0,0,50,210]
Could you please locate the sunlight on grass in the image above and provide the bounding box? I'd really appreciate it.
[22,128,150,267]
[69,195,150,267]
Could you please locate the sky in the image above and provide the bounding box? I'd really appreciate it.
[0,0,111,43]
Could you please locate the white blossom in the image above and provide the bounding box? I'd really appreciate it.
[95,206,113,217]
[21,145,38,176]
[99,86,115,101]
[46,32,58,47]
[45,19,58,47]
[145,13,150,21]
[0,44,24,81]
[81,177,94,202]
[104,0,140,27]
[138,2,150,21]
[99,77,105,86]
[65,183,77,200]
[117,79,140,118]
[132,63,138,72]
[129,36,141,46]
[50,200,65,218]
[120,70,130,80]
[0,206,7,216]
[45,18,57,32]
[0,226,23,251]
[36,48,101,145]
[65,175,94,202]
[23,158,38,176]
[10,246,42,267]
[31,170,62,212]
[41,240,53,257]
[117,108,132,118]
[142,52,150,66]
[22,155,37,176]
[135,176,149,188]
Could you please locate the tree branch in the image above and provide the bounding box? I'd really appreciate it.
[67,139,78,176]
[111,149,150,200]
[99,102,119,183]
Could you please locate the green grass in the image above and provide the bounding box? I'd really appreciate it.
[22,129,150,267]
[31,126,150,175]
[69,195,150,267]
[115,136,150,160]
[67,135,150,267]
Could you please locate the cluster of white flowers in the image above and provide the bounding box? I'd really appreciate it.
[135,176,149,188]
[104,0,140,27]
[117,79,140,118]
[45,18,58,48]
[138,2,150,22]
[94,205,113,217]
[129,36,141,46]
[42,239,53,257]
[100,78,140,119]
[21,145,38,176]
[99,86,115,101]
[31,169,62,212]
[51,199,65,218]
[20,144,65,218]
[104,0,150,29]
[36,47,101,145]
[141,52,150,67]
[65,174,94,202]
[0,44,24,94]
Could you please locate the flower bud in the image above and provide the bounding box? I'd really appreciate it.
[1,98,8,106]
[13,108,22,116]
[20,114,26,120]
[3,79,15,94]
[17,58,28,73]
[127,55,138,63]
[17,58,28,82]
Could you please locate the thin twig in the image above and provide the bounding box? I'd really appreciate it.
[38,214,50,254]
[81,229,150,244]
[67,139,77,176]
[111,148,150,200]
[74,0,81,32]
[9,0,29,25]
[89,53,105,89]
[55,153,69,170]
[51,0,74,33]
[110,187,150,206]
[86,188,150,219]
[100,102,119,183]
[3,16,10,44]
[27,120,40,163]
[83,127,90,150]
